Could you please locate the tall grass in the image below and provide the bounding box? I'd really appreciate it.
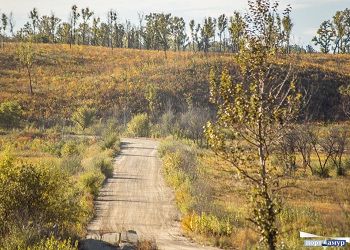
[159,138,239,248]
[159,137,350,249]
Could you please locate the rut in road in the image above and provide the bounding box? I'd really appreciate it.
[87,138,217,250]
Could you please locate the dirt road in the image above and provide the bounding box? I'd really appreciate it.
[87,138,217,250]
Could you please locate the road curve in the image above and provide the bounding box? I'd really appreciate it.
[87,138,217,250]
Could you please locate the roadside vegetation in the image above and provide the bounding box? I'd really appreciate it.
[0,108,120,248]
[158,135,350,249]
[1,0,350,249]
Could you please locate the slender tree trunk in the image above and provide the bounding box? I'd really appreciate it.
[333,42,338,54]
[258,114,277,250]
[111,31,114,50]
[223,33,226,52]
[82,25,86,45]
[69,27,72,48]
[69,31,72,49]
[27,67,33,95]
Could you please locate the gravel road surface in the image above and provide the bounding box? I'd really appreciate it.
[86,138,217,250]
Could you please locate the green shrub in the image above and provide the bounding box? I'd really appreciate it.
[61,141,79,157]
[158,137,176,157]
[175,178,193,214]
[90,118,121,137]
[158,137,195,158]
[95,157,114,178]
[159,110,176,136]
[341,158,350,176]
[79,171,104,197]
[127,113,149,137]
[71,106,95,131]
[160,139,197,177]
[60,155,83,175]
[29,236,78,250]
[0,150,85,243]
[0,101,23,129]
[150,123,162,138]
[312,163,330,178]
[0,226,34,250]
[161,140,198,214]
[43,140,65,156]
[81,144,114,178]
[184,212,233,237]
[179,107,210,145]
[163,152,188,187]
[30,138,45,151]
[61,140,86,156]
[101,131,120,152]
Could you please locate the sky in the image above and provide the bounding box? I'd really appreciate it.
[0,0,349,46]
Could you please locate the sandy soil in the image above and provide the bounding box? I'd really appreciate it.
[86,138,217,250]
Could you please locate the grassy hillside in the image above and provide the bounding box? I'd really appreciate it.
[1,43,350,127]
[0,43,228,125]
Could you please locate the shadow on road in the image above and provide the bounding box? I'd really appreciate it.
[119,153,156,158]
[79,239,137,250]
[82,230,139,250]
[78,239,119,250]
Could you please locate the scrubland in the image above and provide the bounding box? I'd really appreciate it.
[1,43,350,249]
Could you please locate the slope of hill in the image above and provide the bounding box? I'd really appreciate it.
[0,43,225,126]
[1,43,350,127]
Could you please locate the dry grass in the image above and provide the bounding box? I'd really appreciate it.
[183,143,350,249]
[1,43,349,126]
[137,239,158,250]
[295,53,350,76]
[0,43,233,124]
